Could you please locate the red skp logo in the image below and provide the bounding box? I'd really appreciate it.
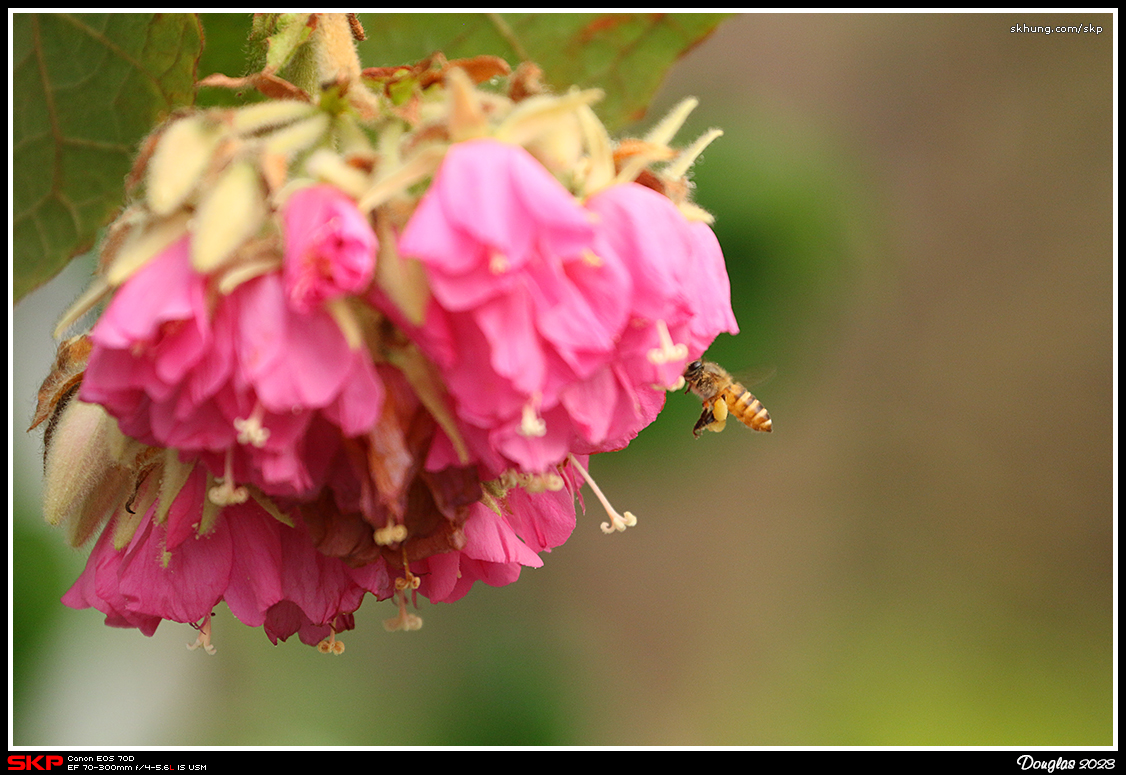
[7,757,64,771]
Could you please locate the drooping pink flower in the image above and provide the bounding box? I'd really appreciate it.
[282,184,377,312]
[396,140,739,473]
[413,464,580,604]
[587,182,739,390]
[397,140,633,473]
[565,182,740,452]
[38,67,750,652]
[683,220,740,353]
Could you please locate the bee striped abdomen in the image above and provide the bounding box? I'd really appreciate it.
[727,388,772,432]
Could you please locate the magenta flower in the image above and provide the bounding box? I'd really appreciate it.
[282,184,377,312]
[588,182,739,383]
[397,139,633,472]
[397,140,738,472]
[570,182,740,451]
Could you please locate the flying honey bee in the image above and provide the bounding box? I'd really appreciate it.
[683,359,773,438]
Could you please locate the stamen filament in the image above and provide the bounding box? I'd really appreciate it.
[187,613,217,655]
[568,454,637,534]
[385,552,424,631]
[208,450,248,506]
[647,319,688,365]
[383,589,423,632]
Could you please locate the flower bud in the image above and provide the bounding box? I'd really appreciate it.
[191,160,268,272]
[146,114,225,217]
[42,398,143,548]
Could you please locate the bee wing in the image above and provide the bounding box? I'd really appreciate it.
[733,365,777,389]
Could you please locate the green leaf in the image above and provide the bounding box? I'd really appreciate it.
[356,12,730,132]
[12,13,203,304]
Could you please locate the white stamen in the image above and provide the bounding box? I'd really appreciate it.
[395,573,421,591]
[383,590,423,632]
[517,471,565,493]
[234,404,271,447]
[208,479,248,506]
[494,470,564,494]
[497,470,522,490]
[208,451,248,506]
[519,402,547,437]
[568,454,637,534]
[647,319,688,365]
[540,472,565,492]
[187,614,217,655]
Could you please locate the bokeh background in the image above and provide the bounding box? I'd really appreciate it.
[11,13,1114,746]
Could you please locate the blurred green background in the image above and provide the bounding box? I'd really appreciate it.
[11,13,1113,746]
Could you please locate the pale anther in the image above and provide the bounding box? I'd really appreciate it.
[383,590,424,632]
[519,402,547,437]
[647,319,688,365]
[234,404,270,447]
[374,524,408,545]
[187,614,217,655]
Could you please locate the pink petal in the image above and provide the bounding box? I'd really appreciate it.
[91,237,198,349]
[461,505,543,568]
[504,486,577,555]
[114,509,233,624]
[222,503,285,628]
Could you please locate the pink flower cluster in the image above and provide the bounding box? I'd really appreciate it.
[52,136,738,651]
[81,186,384,499]
[62,462,392,649]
